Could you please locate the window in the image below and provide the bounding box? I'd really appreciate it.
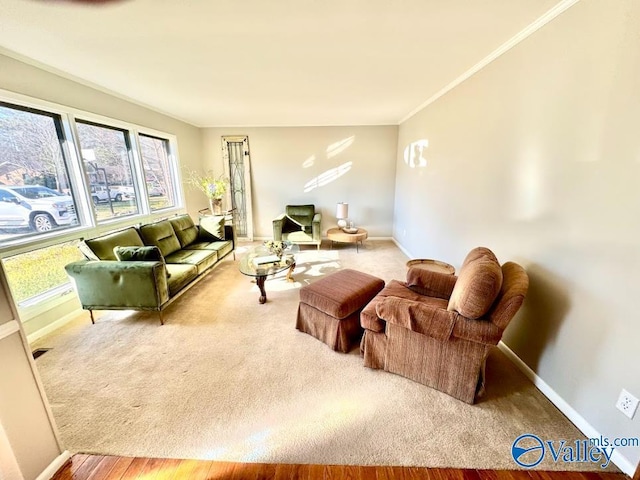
[3,241,84,305]
[0,93,183,310]
[0,103,79,239]
[76,120,139,222]
[139,134,176,211]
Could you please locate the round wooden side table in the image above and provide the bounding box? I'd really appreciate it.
[406,259,455,275]
[327,227,368,253]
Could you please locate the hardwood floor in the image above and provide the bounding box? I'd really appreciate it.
[52,454,630,480]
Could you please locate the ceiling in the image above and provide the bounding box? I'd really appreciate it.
[0,0,562,127]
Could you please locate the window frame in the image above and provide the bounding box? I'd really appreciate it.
[0,88,186,311]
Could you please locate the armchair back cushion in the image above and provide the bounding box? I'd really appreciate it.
[169,214,199,247]
[447,256,503,319]
[83,227,144,261]
[286,204,315,227]
[139,220,181,257]
[461,246,498,269]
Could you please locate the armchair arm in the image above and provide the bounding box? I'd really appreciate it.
[375,296,456,342]
[406,267,457,299]
[272,213,286,241]
[65,260,169,310]
[312,212,321,242]
[452,315,504,345]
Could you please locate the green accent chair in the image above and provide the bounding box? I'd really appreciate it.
[272,204,321,250]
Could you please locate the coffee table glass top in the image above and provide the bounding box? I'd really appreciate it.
[238,243,300,278]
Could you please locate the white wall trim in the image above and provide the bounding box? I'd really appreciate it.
[498,341,638,476]
[26,309,84,344]
[0,320,19,341]
[392,237,413,260]
[398,0,581,124]
[35,450,71,480]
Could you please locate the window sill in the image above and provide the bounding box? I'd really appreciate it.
[18,284,77,323]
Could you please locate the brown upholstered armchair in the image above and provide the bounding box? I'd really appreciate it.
[273,204,321,249]
[360,247,529,404]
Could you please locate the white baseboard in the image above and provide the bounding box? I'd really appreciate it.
[391,237,413,259]
[36,450,71,480]
[27,309,84,344]
[498,341,638,476]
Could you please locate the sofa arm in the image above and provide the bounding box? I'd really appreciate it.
[273,213,286,241]
[375,296,456,341]
[224,224,235,250]
[312,213,321,242]
[65,260,169,310]
[406,267,457,299]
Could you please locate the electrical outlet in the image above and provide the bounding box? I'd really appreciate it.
[615,389,639,419]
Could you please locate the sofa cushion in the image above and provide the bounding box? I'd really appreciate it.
[169,214,199,248]
[84,227,144,261]
[199,215,226,241]
[185,240,233,259]
[139,220,182,257]
[447,257,503,319]
[165,249,218,275]
[165,264,198,296]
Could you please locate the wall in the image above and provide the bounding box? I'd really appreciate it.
[394,0,639,468]
[202,126,398,238]
[0,52,204,219]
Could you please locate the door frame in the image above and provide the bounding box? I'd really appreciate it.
[221,135,254,241]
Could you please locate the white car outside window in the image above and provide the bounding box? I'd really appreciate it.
[0,186,77,233]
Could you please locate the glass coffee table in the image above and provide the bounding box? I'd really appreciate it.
[239,243,300,304]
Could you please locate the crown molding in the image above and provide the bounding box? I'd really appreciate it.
[398,0,581,125]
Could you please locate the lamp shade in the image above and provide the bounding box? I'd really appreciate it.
[336,202,349,219]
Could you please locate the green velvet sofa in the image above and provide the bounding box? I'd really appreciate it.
[65,213,233,325]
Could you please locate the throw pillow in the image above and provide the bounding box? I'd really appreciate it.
[113,246,171,278]
[447,257,502,319]
[199,215,226,241]
[78,241,99,261]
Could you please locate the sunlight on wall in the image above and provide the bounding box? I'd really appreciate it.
[302,155,315,168]
[326,136,355,159]
[303,161,352,193]
[403,139,429,168]
[510,151,549,220]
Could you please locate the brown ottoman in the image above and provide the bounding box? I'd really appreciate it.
[296,269,385,352]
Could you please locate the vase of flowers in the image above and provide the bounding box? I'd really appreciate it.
[185,169,229,215]
[264,240,289,258]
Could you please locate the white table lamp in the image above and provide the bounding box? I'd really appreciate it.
[336,202,348,228]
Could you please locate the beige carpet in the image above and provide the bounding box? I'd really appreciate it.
[33,241,606,471]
